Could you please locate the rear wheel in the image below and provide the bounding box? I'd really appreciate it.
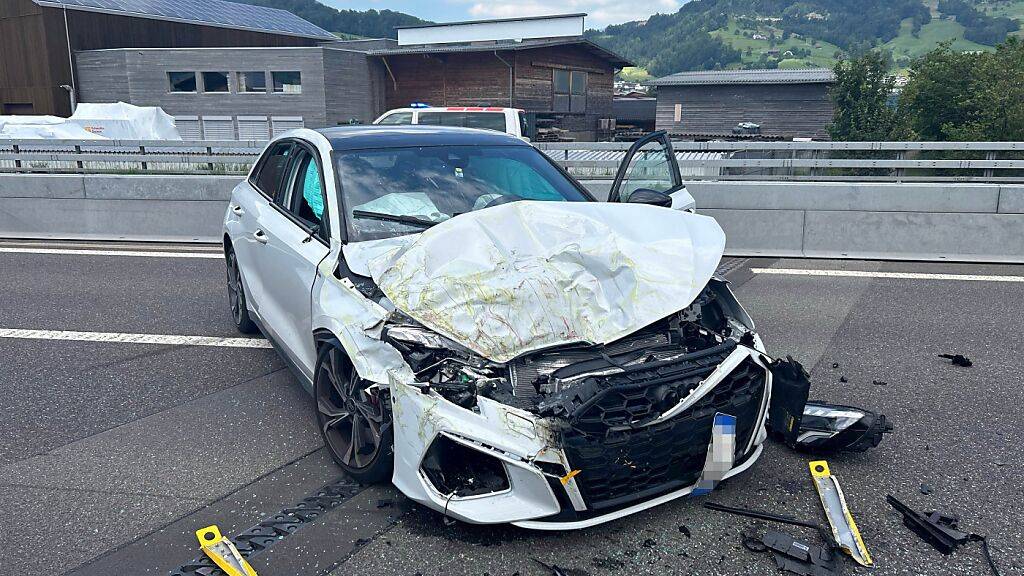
[226,248,258,334]
[315,343,393,483]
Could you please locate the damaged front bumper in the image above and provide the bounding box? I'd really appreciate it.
[389,344,773,529]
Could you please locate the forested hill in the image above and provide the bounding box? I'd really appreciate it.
[586,0,1024,76]
[232,0,428,38]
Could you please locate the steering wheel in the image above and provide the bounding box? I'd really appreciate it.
[482,194,521,209]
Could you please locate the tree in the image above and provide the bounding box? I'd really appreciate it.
[828,51,906,141]
[901,38,1024,141]
[898,42,978,140]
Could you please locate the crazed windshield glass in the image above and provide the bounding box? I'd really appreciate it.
[335,145,590,241]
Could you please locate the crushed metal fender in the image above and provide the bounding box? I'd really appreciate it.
[809,460,873,567]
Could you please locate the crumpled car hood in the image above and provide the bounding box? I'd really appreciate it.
[343,201,725,363]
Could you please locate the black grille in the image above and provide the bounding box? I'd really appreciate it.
[563,356,766,510]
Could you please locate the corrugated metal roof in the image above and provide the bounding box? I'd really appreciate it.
[369,38,633,67]
[648,68,836,86]
[34,0,336,40]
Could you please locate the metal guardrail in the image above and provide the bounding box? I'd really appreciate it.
[2,139,1023,182]
[0,139,264,175]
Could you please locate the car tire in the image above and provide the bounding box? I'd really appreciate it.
[315,342,394,484]
[226,248,259,334]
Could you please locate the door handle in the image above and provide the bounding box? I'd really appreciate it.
[231,205,244,216]
[253,229,268,244]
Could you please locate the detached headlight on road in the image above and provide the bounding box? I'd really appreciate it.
[796,402,893,453]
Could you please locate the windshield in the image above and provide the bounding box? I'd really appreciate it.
[335,145,590,241]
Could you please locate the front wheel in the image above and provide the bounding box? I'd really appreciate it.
[226,248,258,334]
[315,343,393,483]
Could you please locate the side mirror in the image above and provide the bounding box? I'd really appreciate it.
[626,188,673,207]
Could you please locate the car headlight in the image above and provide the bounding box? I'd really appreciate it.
[383,322,508,408]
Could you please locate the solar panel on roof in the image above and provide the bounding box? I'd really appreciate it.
[35,0,336,39]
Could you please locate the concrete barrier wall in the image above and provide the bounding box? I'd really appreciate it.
[680,181,1024,262]
[3,174,1024,262]
[0,174,239,242]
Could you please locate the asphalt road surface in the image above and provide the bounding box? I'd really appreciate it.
[0,240,1020,576]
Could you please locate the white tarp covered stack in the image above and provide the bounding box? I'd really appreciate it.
[0,115,105,140]
[0,102,181,140]
[68,102,181,140]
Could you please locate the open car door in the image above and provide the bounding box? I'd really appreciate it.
[608,131,696,211]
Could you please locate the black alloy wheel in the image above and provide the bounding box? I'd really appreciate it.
[226,249,257,334]
[315,344,393,483]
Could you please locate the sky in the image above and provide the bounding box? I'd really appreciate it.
[323,0,686,29]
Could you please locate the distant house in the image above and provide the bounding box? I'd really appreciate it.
[369,14,632,141]
[647,68,836,139]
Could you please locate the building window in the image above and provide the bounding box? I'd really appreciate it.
[202,72,230,93]
[238,72,267,93]
[168,71,197,93]
[553,69,587,113]
[272,71,302,94]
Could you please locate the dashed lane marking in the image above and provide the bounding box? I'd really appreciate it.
[751,268,1024,283]
[0,329,271,348]
[0,247,223,258]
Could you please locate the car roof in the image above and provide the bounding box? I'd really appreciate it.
[316,125,528,151]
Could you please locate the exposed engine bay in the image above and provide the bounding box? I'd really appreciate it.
[381,278,756,417]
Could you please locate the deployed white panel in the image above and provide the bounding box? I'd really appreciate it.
[397,14,585,46]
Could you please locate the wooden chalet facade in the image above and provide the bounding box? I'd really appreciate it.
[648,68,836,140]
[0,0,332,117]
[371,38,631,141]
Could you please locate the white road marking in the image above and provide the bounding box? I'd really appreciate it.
[0,328,271,349]
[751,268,1024,283]
[0,247,222,259]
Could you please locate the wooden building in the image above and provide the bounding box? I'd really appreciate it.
[648,68,836,140]
[0,0,334,117]
[370,15,632,141]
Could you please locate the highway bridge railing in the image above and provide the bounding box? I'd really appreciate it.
[2,139,1024,183]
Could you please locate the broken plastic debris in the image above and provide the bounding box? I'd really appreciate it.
[809,461,873,567]
[559,469,581,486]
[938,353,973,367]
[886,495,1002,575]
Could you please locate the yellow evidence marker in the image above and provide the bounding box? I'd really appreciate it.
[195,525,259,576]
[808,460,873,567]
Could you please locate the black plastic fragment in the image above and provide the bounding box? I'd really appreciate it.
[762,531,839,576]
[886,495,971,555]
[533,558,569,576]
[939,353,973,367]
[767,356,811,447]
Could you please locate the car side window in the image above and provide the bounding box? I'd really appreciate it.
[283,147,329,240]
[252,142,293,199]
[377,112,413,125]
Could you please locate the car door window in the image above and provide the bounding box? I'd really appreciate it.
[282,148,329,240]
[252,142,294,199]
[609,132,682,202]
[378,112,413,125]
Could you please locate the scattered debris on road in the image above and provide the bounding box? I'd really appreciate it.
[195,525,258,576]
[809,461,873,567]
[532,558,570,576]
[919,483,933,495]
[939,353,973,367]
[886,494,1002,575]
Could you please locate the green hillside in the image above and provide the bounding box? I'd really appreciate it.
[588,0,1023,76]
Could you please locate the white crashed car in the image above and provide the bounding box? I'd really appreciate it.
[223,126,776,529]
